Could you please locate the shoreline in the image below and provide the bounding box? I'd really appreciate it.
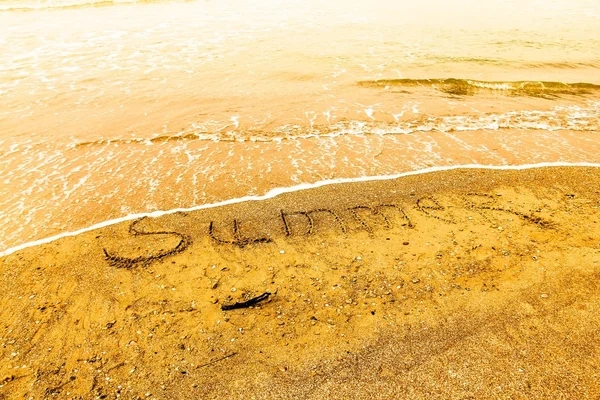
[4,125,600,254]
[2,161,600,259]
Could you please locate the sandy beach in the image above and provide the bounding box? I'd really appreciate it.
[2,0,600,398]
[1,165,600,399]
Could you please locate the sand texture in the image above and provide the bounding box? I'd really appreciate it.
[1,166,600,399]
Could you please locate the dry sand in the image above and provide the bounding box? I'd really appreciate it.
[1,166,600,399]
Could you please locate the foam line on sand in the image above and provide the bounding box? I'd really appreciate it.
[2,161,600,258]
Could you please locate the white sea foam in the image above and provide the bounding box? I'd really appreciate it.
[1,161,599,258]
[467,81,514,90]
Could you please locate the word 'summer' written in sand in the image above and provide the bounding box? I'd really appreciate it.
[102,191,556,269]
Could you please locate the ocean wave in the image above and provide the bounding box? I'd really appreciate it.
[72,132,207,148]
[358,78,600,98]
[64,103,599,148]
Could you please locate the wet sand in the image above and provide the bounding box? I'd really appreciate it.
[1,166,600,398]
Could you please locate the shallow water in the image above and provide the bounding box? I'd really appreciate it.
[1,0,599,251]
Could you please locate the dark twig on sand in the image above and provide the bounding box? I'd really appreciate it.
[197,352,238,369]
[221,292,271,311]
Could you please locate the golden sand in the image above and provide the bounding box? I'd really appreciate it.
[1,166,600,399]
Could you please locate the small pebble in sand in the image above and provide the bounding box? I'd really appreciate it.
[540,293,549,299]
[231,288,237,292]
[280,250,285,254]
